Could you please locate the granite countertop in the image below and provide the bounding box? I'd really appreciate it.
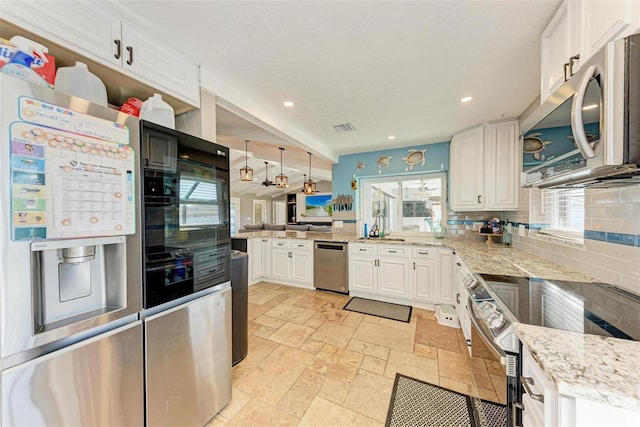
[515,323,640,412]
[235,230,639,411]
[233,231,595,281]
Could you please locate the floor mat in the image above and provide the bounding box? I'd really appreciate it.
[343,297,412,323]
[385,373,507,427]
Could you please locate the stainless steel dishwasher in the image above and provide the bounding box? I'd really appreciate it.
[313,241,349,294]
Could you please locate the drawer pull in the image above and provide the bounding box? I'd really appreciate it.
[521,376,544,402]
[388,250,397,253]
[359,248,367,251]
[114,39,122,59]
[126,46,133,65]
[418,251,428,255]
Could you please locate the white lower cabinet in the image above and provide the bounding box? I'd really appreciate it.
[290,241,313,285]
[269,239,313,287]
[378,247,410,298]
[521,344,638,426]
[436,249,456,305]
[248,238,269,284]
[349,244,454,309]
[411,248,436,303]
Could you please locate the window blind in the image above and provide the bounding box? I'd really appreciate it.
[540,188,585,239]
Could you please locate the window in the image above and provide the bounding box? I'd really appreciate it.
[539,188,584,240]
[230,197,240,234]
[360,173,446,234]
[178,174,221,227]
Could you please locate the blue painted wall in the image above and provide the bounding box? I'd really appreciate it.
[332,141,450,211]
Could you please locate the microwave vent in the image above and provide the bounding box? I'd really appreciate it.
[332,122,358,133]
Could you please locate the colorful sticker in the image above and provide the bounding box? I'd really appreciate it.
[11,141,45,158]
[13,227,47,240]
[13,212,45,225]
[13,171,45,186]
[13,197,45,211]
[12,155,45,172]
[13,184,46,198]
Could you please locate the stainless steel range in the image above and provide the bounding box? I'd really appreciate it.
[461,271,640,426]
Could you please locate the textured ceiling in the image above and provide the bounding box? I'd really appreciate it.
[109,0,560,168]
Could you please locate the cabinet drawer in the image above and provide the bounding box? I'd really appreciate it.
[351,245,375,255]
[272,240,291,249]
[412,247,435,259]
[522,346,553,421]
[379,246,406,257]
[291,240,312,251]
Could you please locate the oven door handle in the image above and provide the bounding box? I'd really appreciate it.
[466,297,506,360]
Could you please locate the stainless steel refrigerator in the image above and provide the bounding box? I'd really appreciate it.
[139,120,233,426]
[0,74,144,426]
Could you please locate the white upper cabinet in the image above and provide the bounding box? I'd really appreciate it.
[484,121,520,210]
[576,0,640,62]
[450,126,485,210]
[1,0,200,106]
[450,120,520,211]
[540,1,578,103]
[541,0,640,103]
[120,23,200,105]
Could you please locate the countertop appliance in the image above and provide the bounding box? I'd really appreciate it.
[520,32,640,188]
[0,74,143,425]
[139,120,232,426]
[313,240,349,294]
[462,270,640,426]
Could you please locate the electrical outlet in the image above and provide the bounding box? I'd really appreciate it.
[519,224,525,236]
[334,220,344,228]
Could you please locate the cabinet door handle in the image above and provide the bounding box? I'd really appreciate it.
[114,39,122,59]
[456,262,462,267]
[477,195,482,204]
[520,376,544,402]
[568,54,580,77]
[413,262,416,270]
[456,293,460,304]
[126,46,133,65]
[512,402,525,427]
[563,61,570,82]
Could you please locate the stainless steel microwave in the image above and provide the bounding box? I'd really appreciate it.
[520,33,640,188]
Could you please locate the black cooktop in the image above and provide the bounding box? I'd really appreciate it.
[479,274,640,341]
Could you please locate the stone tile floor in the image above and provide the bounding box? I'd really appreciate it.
[206,282,506,426]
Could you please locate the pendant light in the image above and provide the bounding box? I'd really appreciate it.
[240,140,254,182]
[303,152,316,195]
[275,147,288,188]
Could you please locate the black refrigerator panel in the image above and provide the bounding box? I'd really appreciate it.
[140,121,231,308]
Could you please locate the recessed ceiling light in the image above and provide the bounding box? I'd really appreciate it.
[582,104,598,110]
[283,101,294,107]
[460,96,473,103]
[388,135,396,140]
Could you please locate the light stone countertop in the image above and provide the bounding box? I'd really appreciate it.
[514,323,640,412]
[234,230,640,411]
[233,231,595,281]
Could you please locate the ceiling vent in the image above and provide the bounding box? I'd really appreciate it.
[332,122,358,133]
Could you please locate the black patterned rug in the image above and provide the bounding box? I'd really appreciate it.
[385,373,507,427]
[343,297,412,323]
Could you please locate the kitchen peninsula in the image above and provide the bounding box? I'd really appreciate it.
[233,230,640,424]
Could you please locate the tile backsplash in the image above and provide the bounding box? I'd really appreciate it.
[509,185,640,294]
